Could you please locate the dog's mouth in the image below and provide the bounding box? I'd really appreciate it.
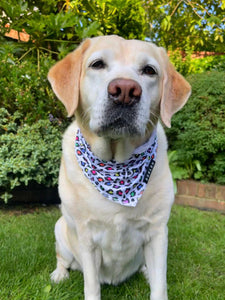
[101,118,139,137]
[97,105,141,138]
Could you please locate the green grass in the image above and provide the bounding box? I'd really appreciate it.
[0,205,224,300]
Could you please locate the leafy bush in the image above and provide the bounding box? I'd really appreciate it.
[190,54,225,74]
[0,108,62,202]
[170,49,225,76]
[0,53,67,124]
[167,71,225,185]
[169,47,194,76]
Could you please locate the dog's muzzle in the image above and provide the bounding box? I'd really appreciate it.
[99,78,142,138]
[97,79,143,138]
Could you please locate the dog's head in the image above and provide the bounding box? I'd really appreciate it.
[48,35,191,138]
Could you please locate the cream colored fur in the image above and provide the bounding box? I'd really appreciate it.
[48,35,191,300]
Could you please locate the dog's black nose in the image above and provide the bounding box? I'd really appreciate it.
[108,79,142,106]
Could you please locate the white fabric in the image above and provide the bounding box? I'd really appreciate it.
[75,129,157,207]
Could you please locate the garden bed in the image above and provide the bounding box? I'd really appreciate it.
[0,185,60,206]
[175,180,225,213]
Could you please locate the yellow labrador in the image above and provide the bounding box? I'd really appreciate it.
[48,35,191,300]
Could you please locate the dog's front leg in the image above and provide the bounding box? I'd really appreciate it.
[80,244,101,300]
[144,225,168,300]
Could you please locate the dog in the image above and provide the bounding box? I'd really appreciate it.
[48,35,191,300]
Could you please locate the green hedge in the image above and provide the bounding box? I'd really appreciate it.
[0,54,66,124]
[169,49,225,76]
[190,54,225,74]
[0,108,62,202]
[167,71,225,185]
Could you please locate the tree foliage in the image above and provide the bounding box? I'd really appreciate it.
[1,0,224,64]
[0,0,147,64]
[67,0,148,40]
[145,0,225,52]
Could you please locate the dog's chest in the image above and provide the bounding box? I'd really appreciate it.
[89,214,147,267]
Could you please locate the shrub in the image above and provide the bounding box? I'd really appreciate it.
[0,53,66,124]
[170,50,225,76]
[169,47,194,76]
[0,108,63,203]
[167,71,225,185]
[190,54,225,74]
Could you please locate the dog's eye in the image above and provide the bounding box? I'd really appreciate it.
[89,59,106,70]
[142,65,157,76]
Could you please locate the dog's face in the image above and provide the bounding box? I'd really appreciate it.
[80,36,164,138]
[48,35,191,138]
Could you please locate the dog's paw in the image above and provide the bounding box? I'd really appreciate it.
[50,268,69,283]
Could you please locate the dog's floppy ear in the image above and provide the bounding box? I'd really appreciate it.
[48,39,90,117]
[160,53,191,128]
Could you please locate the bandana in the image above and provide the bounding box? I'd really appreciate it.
[75,129,157,207]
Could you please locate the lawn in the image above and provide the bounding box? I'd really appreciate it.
[0,205,224,300]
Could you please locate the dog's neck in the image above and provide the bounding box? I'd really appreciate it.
[76,121,155,163]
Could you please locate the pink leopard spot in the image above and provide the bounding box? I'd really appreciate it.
[122,199,129,203]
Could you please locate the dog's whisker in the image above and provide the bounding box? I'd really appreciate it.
[150,109,160,119]
[80,107,91,126]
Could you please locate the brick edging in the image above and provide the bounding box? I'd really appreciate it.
[175,180,225,213]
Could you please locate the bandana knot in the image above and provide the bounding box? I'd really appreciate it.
[75,129,157,207]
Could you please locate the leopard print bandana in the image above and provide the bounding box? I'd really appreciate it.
[75,129,157,207]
